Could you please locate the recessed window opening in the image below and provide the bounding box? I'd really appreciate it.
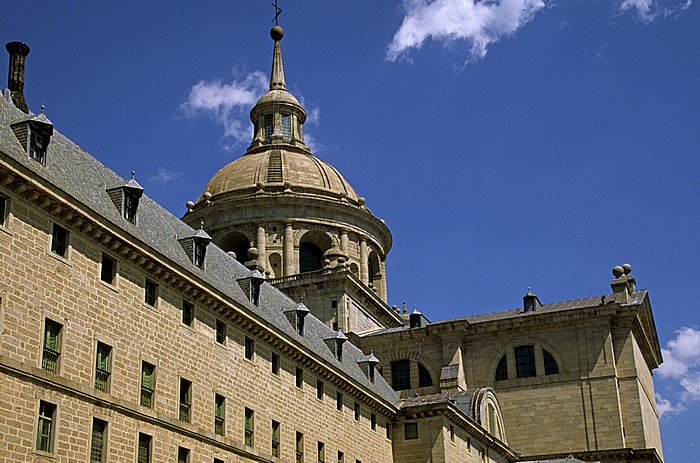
[144,280,157,306]
[140,362,155,408]
[177,447,190,463]
[42,319,62,374]
[281,114,291,140]
[245,337,255,360]
[404,422,418,440]
[264,114,274,138]
[418,363,432,388]
[94,342,112,393]
[137,433,151,463]
[245,407,254,447]
[271,352,280,375]
[272,420,280,457]
[215,394,225,436]
[390,360,410,391]
[0,195,7,226]
[36,401,56,452]
[299,242,323,273]
[51,223,68,257]
[296,431,304,463]
[182,300,194,326]
[543,349,559,375]
[215,319,226,344]
[123,191,138,223]
[179,378,192,422]
[515,345,536,378]
[90,418,107,463]
[100,254,116,284]
[30,130,47,164]
[194,241,206,268]
[495,355,508,381]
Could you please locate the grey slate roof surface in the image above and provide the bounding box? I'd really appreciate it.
[0,97,398,405]
[364,290,647,337]
[398,389,481,418]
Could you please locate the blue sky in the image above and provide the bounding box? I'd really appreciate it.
[2,1,698,461]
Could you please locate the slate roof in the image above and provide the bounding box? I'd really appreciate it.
[398,389,482,418]
[363,290,647,337]
[0,96,398,406]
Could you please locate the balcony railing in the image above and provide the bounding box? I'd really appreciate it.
[140,386,153,408]
[179,403,190,422]
[42,348,60,374]
[95,368,110,393]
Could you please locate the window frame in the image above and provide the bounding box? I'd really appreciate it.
[94,342,112,393]
[215,394,226,436]
[514,345,537,379]
[271,420,281,458]
[316,379,324,401]
[100,253,117,286]
[89,418,108,463]
[317,441,325,463]
[182,300,195,327]
[336,391,343,411]
[50,222,69,259]
[404,422,418,440]
[390,360,411,391]
[42,318,62,374]
[244,407,254,447]
[0,194,8,228]
[123,191,139,224]
[244,336,255,361]
[144,279,158,307]
[137,432,152,463]
[179,378,192,422]
[296,431,304,463]
[140,361,156,408]
[295,367,303,389]
[29,128,47,165]
[36,400,57,453]
[271,352,280,376]
[177,446,190,463]
[215,319,226,345]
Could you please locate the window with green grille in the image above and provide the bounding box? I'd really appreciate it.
[94,342,111,393]
[42,319,61,374]
[137,433,151,463]
[215,394,225,436]
[36,401,56,452]
[179,378,191,422]
[244,407,254,447]
[140,362,155,408]
[271,420,280,457]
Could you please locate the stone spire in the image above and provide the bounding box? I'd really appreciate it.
[269,26,286,91]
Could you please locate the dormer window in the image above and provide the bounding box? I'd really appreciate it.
[264,115,274,138]
[178,224,212,269]
[283,303,310,336]
[107,174,144,225]
[123,191,139,223]
[323,331,348,362]
[281,115,291,140]
[11,111,54,166]
[193,241,206,268]
[29,130,46,164]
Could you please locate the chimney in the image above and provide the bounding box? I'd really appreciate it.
[6,41,30,113]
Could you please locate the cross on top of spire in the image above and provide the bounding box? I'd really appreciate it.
[272,0,282,26]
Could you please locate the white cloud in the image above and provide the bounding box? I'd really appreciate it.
[655,327,700,418]
[149,167,181,184]
[181,71,268,150]
[619,0,692,23]
[386,0,548,63]
[386,0,692,63]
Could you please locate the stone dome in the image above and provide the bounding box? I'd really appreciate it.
[201,147,362,204]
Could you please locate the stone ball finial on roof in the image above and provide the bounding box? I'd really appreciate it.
[247,247,260,260]
[622,263,632,275]
[185,200,195,211]
[203,191,212,201]
[612,265,624,278]
[270,26,284,41]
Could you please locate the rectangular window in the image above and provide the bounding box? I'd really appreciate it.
[281,115,291,140]
[214,459,224,463]
[317,441,325,463]
[354,402,360,421]
[244,407,254,447]
[0,195,7,226]
[216,319,226,344]
[215,394,225,436]
[94,342,112,393]
[296,431,304,463]
[90,418,107,463]
[404,422,418,440]
[42,319,62,374]
[140,361,155,408]
[370,413,376,431]
[264,114,274,138]
[177,446,190,463]
[100,254,116,285]
[296,367,303,388]
[271,352,280,375]
[137,433,151,463]
[316,380,324,400]
[386,422,392,440]
[29,130,47,164]
[182,300,194,326]
[123,192,138,223]
[338,451,344,463]
[194,241,206,268]
[450,424,455,442]
[179,378,192,422]
[336,391,343,411]
[515,345,536,378]
[36,401,56,452]
[244,336,254,360]
[51,223,68,258]
[144,279,158,306]
[391,360,411,390]
[271,420,280,457]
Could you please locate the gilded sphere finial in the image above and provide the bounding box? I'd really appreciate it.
[270,26,284,41]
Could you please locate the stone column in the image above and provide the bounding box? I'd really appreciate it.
[256,225,267,272]
[283,222,295,276]
[360,239,369,285]
[340,229,349,254]
[380,257,388,301]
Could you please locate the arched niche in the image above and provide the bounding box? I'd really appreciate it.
[268,252,282,278]
[298,230,333,273]
[220,231,252,265]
